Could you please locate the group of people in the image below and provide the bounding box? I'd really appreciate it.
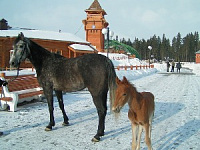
[167,60,182,73]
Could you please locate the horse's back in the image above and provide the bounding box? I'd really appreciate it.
[141,92,155,114]
[76,54,114,87]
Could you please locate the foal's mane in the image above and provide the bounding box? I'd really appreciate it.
[121,77,142,107]
[121,76,138,94]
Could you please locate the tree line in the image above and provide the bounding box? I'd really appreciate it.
[119,32,199,62]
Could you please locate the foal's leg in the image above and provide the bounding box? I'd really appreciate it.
[55,90,69,126]
[149,114,154,138]
[91,90,108,142]
[136,125,143,150]
[144,123,152,150]
[131,123,137,150]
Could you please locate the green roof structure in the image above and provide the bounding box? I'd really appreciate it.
[104,40,140,59]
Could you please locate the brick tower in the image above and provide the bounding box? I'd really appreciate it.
[82,0,108,52]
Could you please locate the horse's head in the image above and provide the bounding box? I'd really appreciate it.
[112,76,130,113]
[9,32,30,68]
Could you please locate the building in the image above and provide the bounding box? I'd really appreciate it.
[0,20,97,69]
[0,19,10,30]
[82,0,108,52]
[195,50,200,63]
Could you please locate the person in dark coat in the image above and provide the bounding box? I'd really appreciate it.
[166,61,170,72]
[176,62,182,73]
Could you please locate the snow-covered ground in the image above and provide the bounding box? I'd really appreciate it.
[0,61,199,150]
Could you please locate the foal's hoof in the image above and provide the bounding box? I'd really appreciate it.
[91,136,100,142]
[62,122,69,126]
[45,126,52,131]
[45,128,52,131]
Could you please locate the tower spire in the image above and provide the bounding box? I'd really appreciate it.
[82,0,108,52]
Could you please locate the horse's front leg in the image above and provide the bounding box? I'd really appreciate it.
[136,125,143,150]
[43,86,55,131]
[55,90,69,126]
[91,91,108,142]
[131,123,137,150]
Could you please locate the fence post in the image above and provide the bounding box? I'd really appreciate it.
[117,66,120,70]
[131,66,133,70]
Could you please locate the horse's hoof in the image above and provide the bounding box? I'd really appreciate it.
[91,137,100,142]
[62,122,69,126]
[45,127,52,131]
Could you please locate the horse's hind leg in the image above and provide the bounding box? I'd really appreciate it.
[91,90,108,142]
[55,90,69,126]
[144,123,152,150]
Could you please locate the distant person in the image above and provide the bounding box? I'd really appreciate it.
[166,61,170,72]
[176,62,182,73]
[171,60,175,72]
[0,79,8,137]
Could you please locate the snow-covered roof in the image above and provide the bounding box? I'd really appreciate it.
[196,50,200,54]
[0,29,89,44]
[69,44,96,51]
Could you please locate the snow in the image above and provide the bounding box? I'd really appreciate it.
[0,59,200,150]
[69,44,95,51]
[0,30,89,44]
[99,52,148,67]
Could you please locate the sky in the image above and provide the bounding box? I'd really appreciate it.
[0,0,199,42]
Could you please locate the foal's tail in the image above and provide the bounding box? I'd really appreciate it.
[107,59,117,112]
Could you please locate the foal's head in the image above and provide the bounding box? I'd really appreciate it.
[112,76,132,113]
[10,32,30,68]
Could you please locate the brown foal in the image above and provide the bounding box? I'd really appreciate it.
[112,76,155,150]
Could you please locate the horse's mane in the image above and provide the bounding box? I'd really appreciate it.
[27,38,66,59]
[126,80,143,106]
[126,80,138,94]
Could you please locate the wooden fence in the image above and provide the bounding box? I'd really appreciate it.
[115,64,154,70]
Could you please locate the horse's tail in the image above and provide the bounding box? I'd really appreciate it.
[107,58,117,112]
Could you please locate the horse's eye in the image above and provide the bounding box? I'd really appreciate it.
[19,45,24,48]
[123,93,127,96]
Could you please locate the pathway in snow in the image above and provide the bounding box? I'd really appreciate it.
[0,68,199,150]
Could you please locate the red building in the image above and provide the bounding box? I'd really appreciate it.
[0,23,97,69]
[195,50,200,63]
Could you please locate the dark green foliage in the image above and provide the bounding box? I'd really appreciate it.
[115,31,200,62]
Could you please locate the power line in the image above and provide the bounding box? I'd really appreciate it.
[74,24,83,35]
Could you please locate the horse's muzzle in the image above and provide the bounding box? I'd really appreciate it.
[112,107,121,113]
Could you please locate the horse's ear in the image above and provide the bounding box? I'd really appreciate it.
[18,32,25,40]
[116,77,121,85]
[122,76,129,84]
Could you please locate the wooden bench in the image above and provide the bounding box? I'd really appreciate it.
[0,74,43,112]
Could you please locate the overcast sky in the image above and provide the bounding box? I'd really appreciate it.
[0,0,199,42]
